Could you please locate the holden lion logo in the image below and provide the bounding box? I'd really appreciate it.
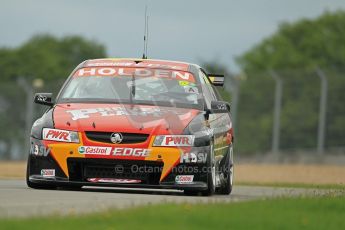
[110,133,123,144]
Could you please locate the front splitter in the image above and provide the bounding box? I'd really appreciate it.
[29,175,208,191]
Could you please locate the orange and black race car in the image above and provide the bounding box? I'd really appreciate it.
[27,58,234,196]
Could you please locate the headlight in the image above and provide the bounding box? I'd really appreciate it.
[42,128,79,143]
[153,135,194,147]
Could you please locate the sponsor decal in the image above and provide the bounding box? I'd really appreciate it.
[179,80,190,86]
[183,86,199,94]
[180,152,207,164]
[78,146,85,153]
[30,144,50,157]
[175,175,194,184]
[33,145,39,155]
[86,62,135,67]
[66,107,164,121]
[41,169,55,177]
[153,135,194,147]
[42,128,78,142]
[36,94,48,102]
[217,103,227,110]
[75,67,195,82]
[78,146,112,155]
[78,146,150,157]
[85,61,186,70]
[87,178,142,183]
[112,148,151,157]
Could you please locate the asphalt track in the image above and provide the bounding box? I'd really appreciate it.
[0,180,332,217]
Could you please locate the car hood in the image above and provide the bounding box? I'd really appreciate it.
[53,103,200,135]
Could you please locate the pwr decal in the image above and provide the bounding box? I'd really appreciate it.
[43,128,71,142]
[153,135,194,146]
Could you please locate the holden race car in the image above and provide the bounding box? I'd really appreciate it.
[27,58,234,196]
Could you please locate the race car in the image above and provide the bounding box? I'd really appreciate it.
[27,58,234,196]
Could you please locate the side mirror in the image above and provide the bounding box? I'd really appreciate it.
[208,74,224,86]
[210,101,230,113]
[34,93,54,106]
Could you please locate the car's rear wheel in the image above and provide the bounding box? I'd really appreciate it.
[26,156,57,190]
[219,145,234,195]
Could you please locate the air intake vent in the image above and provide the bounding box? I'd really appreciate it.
[85,132,149,144]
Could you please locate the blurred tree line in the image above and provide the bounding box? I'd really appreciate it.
[214,10,345,154]
[1,10,345,158]
[0,35,106,158]
[0,34,106,81]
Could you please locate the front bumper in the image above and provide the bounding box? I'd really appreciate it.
[28,138,211,191]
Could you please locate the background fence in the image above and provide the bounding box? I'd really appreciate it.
[0,78,64,160]
[0,67,344,160]
[224,67,345,156]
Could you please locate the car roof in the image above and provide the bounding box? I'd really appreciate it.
[81,58,196,72]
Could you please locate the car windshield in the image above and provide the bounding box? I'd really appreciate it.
[59,67,203,109]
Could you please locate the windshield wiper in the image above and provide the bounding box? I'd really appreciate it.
[129,73,136,105]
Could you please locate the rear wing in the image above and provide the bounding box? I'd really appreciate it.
[207,74,224,86]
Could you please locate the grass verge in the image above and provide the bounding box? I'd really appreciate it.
[0,196,344,230]
[236,181,345,190]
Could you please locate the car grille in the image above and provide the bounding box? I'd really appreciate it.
[67,158,163,185]
[85,131,149,144]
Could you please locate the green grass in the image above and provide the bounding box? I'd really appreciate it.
[1,196,345,230]
[236,181,345,190]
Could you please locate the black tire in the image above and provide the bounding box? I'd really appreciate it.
[219,145,234,195]
[26,156,57,190]
[201,142,216,196]
[183,142,216,196]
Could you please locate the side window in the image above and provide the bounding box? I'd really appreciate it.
[198,69,217,108]
[211,84,223,101]
[200,69,223,101]
[208,84,219,101]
